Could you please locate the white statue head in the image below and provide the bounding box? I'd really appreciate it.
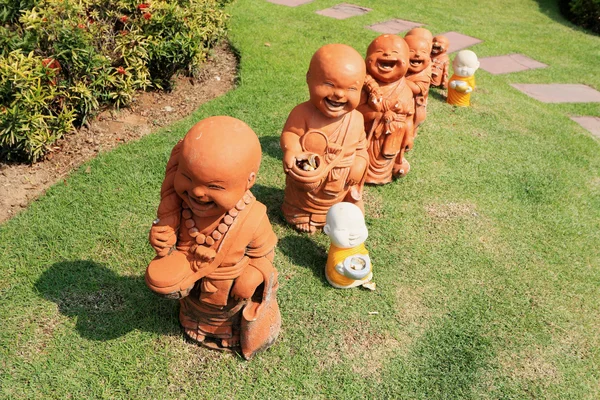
[452,50,480,77]
[323,202,368,248]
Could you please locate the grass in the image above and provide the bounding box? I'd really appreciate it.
[1,0,599,398]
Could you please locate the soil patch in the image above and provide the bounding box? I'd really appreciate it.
[0,42,236,224]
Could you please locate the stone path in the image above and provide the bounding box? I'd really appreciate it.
[571,117,600,139]
[511,84,600,103]
[266,0,312,6]
[439,31,483,53]
[316,3,370,19]
[367,19,422,34]
[264,1,600,139]
[479,54,547,75]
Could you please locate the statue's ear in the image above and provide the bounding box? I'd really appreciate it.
[323,224,331,235]
[246,172,256,190]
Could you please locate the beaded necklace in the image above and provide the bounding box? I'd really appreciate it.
[181,191,254,249]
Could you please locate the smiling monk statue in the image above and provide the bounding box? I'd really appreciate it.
[145,116,280,359]
[280,44,368,234]
[358,34,415,184]
[405,34,432,135]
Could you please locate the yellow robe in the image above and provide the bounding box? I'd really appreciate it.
[447,75,476,107]
[325,243,372,288]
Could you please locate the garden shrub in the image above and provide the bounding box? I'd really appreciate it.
[0,0,230,162]
[559,0,600,34]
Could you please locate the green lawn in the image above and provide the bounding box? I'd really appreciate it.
[1,0,599,398]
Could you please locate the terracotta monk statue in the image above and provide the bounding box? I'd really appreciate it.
[405,27,433,52]
[447,50,480,107]
[145,116,280,359]
[280,44,368,233]
[358,34,415,184]
[405,34,432,134]
[430,35,450,88]
[324,202,372,289]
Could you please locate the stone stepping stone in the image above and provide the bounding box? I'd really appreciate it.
[571,116,600,139]
[266,0,312,6]
[439,31,482,53]
[316,3,371,19]
[479,54,547,75]
[367,19,422,34]
[511,84,600,103]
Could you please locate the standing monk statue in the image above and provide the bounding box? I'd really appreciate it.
[358,34,415,184]
[280,44,368,233]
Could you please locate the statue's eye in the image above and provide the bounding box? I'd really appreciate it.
[208,184,225,190]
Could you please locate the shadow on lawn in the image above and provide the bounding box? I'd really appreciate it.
[35,260,180,341]
[259,135,283,161]
[252,183,286,226]
[278,235,329,286]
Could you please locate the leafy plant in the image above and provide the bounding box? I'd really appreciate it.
[0,0,230,162]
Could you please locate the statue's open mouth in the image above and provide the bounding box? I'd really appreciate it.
[188,195,215,211]
[377,59,397,71]
[410,59,424,67]
[325,98,347,111]
[432,44,443,54]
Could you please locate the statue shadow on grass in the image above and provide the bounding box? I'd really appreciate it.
[277,235,329,286]
[252,183,286,227]
[35,260,180,341]
[259,135,283,161]
[428,87,447,103]
[251,184,329,285]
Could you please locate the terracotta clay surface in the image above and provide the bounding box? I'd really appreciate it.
[405,34,432,132]
[324,202,372,289]
[447,50,480,107]
[280,44,368,233]
[405,27,434,52]
[358,34,414,184]
[145,116,280,359]
[430,35,450,88]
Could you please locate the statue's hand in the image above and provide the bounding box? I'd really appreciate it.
[149,225,177,257]
[449,80,458,89]
[283,152,296,173]
[231,266,264,301]
[383,110,396,124]
[368,89,383,112]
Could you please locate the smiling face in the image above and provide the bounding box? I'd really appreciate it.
[307,44,366,118]
[431,35,449,56]
[173,116,261,218]
[324,202,368,249]
[366,35,409,83]
[405,36,431,74]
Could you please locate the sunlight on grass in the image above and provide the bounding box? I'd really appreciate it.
[1,0,599,398]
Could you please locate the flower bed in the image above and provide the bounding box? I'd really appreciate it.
[0,0,231,162]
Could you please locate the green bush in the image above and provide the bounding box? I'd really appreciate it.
[559,0,600,34]
[0,0,230,162]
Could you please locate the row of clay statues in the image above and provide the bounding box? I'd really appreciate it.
[144,30,480,359]
[281,28,455,234]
